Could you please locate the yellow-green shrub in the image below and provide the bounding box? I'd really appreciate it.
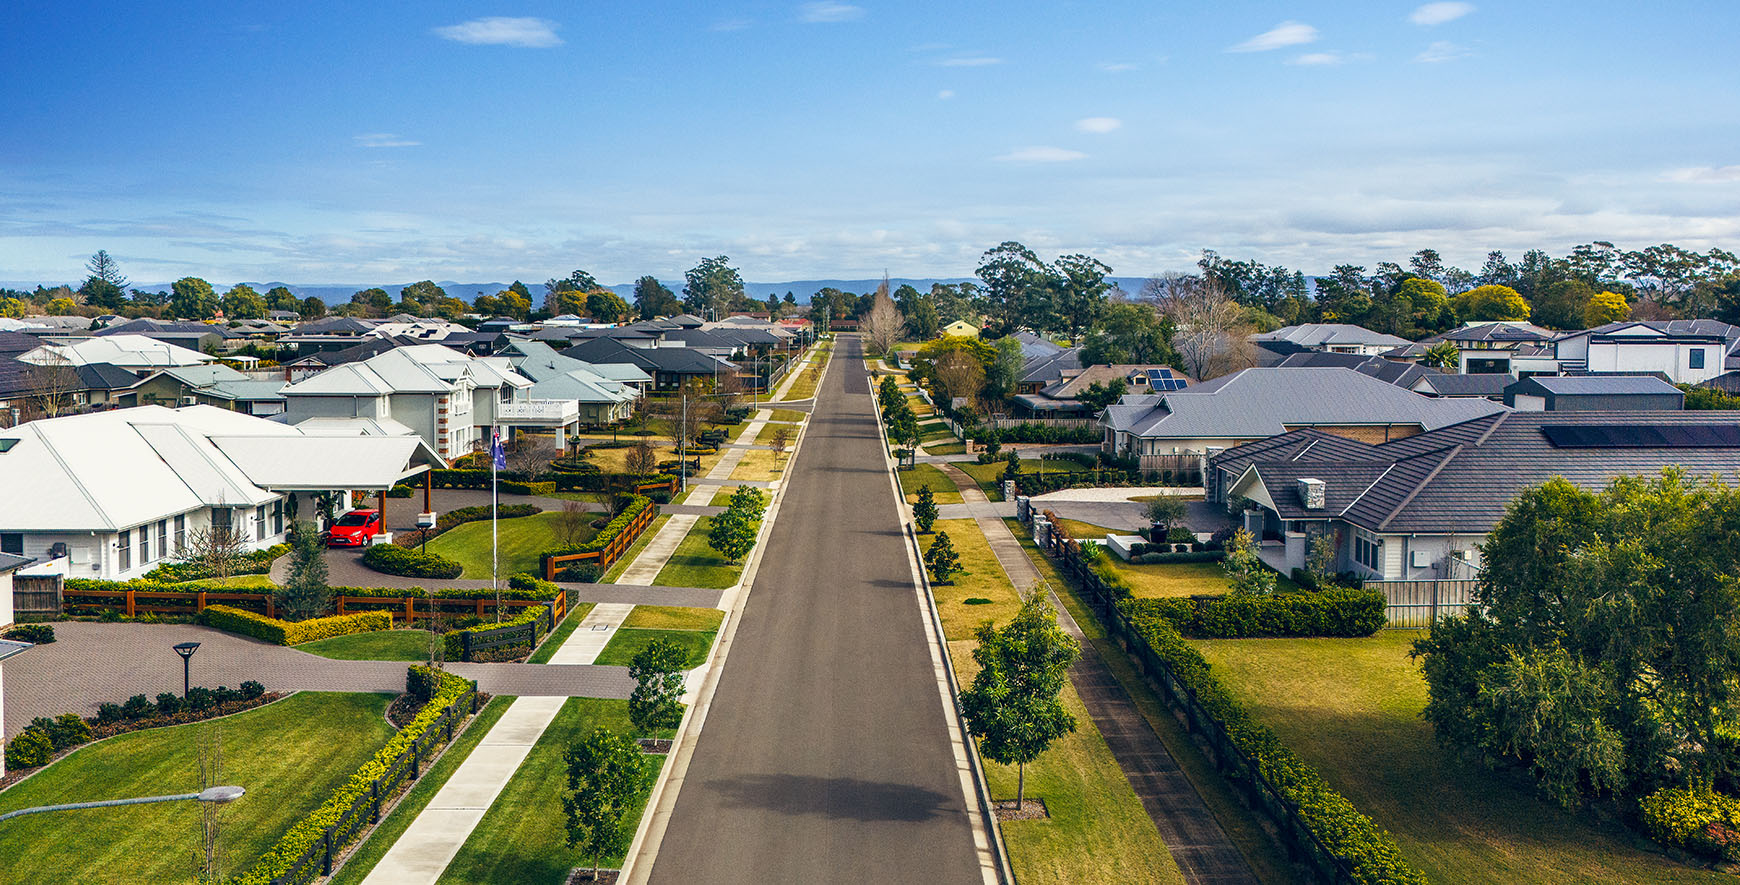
[1640,786,1740,861]
[201,605,391,646]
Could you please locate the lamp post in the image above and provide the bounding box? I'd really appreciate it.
[173,641,200,697]
[0,785,244,824]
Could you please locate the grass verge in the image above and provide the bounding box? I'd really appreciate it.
[728,448,786,482]
[651,516,747,590]
[900,464,963,505]
[296,628,437,661]
[0,692,395,884]
[595,627,716,668]
[762,408,807,423]
[921,519,1023,639]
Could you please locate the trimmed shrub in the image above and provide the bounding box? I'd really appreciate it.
[362,544,463,579]
[241,680,266,700]
[1116,599,1425,884]
[1640,785,1740,861]
[156,692,184,716]
[201,605,393,646]
[237,669,475,885]
[443,606,547,661]
[1132,551,1225,565]
[5,624,54,643]
[557,563,603,583]
[501,479,557,496]
[143,543,290,583]
[1122,587,1385,640]
[185,687,215,711]
[406,665,441,702]
[542,495,655,572]
[121,694,153,720]
[95,702,122,724]
[5,728,53,769]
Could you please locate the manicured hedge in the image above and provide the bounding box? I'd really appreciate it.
[1640,786,1740,861]
[980,423,1099,445]
[1116,600,1426,884]
[1125,587,1387,639]
[1131,551,1226,564]
[142,543,290,583]
[236,668,475,885]
[442,605,547,661]
[362,544,464,579]
[201,605,392,645]
[541,495,654,571]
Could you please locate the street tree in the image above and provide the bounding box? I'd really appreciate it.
[563,728,645,880]
[959,593,1080,810]
[627,637,688,737]
[707,507,758,564]
[913,484,938,533]
[924,531,962,582]
[769,425,791,463]
[861,287,906,358]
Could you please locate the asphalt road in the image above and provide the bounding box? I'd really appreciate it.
[648,336,984,883]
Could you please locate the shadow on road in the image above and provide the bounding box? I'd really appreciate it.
[703,773,955,823]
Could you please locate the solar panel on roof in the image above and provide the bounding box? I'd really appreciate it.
[1541,424,1740,448]
[1145,370,1186,391]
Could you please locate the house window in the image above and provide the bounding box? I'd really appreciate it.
[1354,532,1383,572]
[257,505,268,539]
[1691,349,1706,369]
[158,520,169,557]
[212,507,232,540]
[272,500,284,535]
[118,529,131,572]
[0,533,20,556]
[138,524,149,562]
[174,514,186,551]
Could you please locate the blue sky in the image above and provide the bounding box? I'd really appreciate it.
[3,1,1737,286]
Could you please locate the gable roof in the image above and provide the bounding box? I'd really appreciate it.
[1020,346,1083,385]
[558,337,734,374]
[1273,351,1441,388]
[1250,323,1410,349]
[1411,372,1513,397]
[22,335,214,369]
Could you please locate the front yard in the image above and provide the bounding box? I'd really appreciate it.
[296,628,436,661]
[0,692,397,884]
[426,511,597,579]
[952,458,1090,501]
[652,516,749,590]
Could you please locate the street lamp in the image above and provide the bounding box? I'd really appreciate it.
[173,641,200,697]
[0,785,244,824]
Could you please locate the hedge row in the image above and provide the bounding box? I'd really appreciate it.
[442,604,547,661]
[236,668,474,885]
[200,605,392,645]
[424,467,676,495]
[142,543,291,583]
[63,577,562,603]
[362,544,464,580]
[979,423,1100,445]
[542,495,654,568]
[1117,600,1426,884]
[1123,587,1386,639]
[1130,550,1226,565]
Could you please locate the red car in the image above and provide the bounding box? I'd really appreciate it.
[324,509,383,547]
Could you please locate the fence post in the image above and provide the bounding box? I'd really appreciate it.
[462,631,473,663]
[412,739,422,777]
[125,588,135,617]
[266,594,275,619]
[322,829,334,876]
[370,779,381,824]
[196,590,207,613]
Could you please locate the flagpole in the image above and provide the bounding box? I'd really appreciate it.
[491,428,500,622]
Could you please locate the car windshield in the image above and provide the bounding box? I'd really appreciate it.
[335,512,373,527]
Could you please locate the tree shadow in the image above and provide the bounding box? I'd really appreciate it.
[702,772,956,823]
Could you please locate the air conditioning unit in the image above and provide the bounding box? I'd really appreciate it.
[1297,477,1326,510]
[180,396,199,406]
[48,542,68,559]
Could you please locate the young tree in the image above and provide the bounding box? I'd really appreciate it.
[1305,533,1339,588]
[22,349,80,420]
[627,637,688,738]
[934,350,985,411]
[913,484,938,533]
[959,594,1080,809]
[556,499,592,547]
[563,728,645,879]
[279,520,330,620]
[1002,449,1022,482]
[1221,528,1275,596]
[924,531,962,583]
[1145,496,1186,537]
[176,525,245,581]
[769,425,791,463]
[505,435,558,478]
[625,441,658,476]
[707,508,758,564]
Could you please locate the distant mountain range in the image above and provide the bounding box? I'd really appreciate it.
[3,276,1157,306]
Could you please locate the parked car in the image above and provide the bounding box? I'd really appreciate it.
[323,509,383,547]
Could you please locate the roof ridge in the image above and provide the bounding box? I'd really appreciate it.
[1376,445,1462,531]
[1338,462,1396,516]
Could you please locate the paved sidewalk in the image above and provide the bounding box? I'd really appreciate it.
[359,695,567,885]
[615,514,697,585]
[936,464,1040,591]
[546,602,635,665]
[1030,486,1197,502]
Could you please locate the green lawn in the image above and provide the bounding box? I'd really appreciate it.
[754,422,801,445]
[0,692,396,884]
[329,696,513,885]
[729,448,787,482]
[925,519,1183,884]
[175,574,279,589]
[1055,518,1129,539]
[777,363,825,401]
[433,698,667,885]
[622,604,725,631]
[763,408,807,423]
[548,491,612,505]
[652,516,750,590]
[296,628,436,661]
[602,515,670,583]
[922,441,967,456]
[427,511,597,579]
[900,463,963,505]
[594,605,724,668]
[525,602,597,664]
[1194,634,1727,884]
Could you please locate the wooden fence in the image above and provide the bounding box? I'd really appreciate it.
[13,575,63,617]
[543,500,660,580]
[337,591,566,627]
[1362,579,1479,628]
[452,600,561,662]
[268,681,478,885]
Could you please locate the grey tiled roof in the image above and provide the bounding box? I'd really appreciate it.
[1414,373,1513,397]
[1273,351,1439,388]
[1512,375,1681,396]
[1250,323,1410,349]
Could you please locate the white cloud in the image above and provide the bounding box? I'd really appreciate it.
[1228,21,1318,53]
[994,146,1087,163]
[798,2,864,23]
[936,89,955,100]
[1410,2,1475,26]
[1075,117,1122,134]
[711,18,752,31]
[1664,165,1740,183]
[1289,52,1344,66]
[937,55,1002,67]
[433,17,562,48]
[1414,40,1470,62]
[1098,61,1140,72]
[354,133,420,149]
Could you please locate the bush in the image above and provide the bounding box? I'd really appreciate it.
[406,664,441,702]
[1640,786,1740,861]
[238,668,475,885]
[501,480,557,496]
[443,606,547,661]
[156,692,183,716]
[542,495,655,574]
[385,484,415,498]
[121,694,153,720]
[185,686,215,711]
[1132,551,1226,565]
[1124,587,1386,639]
[647,489,672,504]
[143,543,290,583]
[241,679,265,700]
[95,702,122,724]
[1116,599,1424,884]
[362,544,464,579]
[557,563,603,583]
[5,728,53,769]
[29,713,92,751]
[5,623,54,643]
[201,605,393,646]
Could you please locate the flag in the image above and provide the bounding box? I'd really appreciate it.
[491,429,506,470]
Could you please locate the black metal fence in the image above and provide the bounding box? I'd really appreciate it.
[268,681,479,885]
[456,601,557,661]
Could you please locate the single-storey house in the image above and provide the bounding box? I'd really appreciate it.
[1251,323,1411,358]
[940,320,981,338]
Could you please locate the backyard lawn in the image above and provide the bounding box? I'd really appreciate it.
[900,464,963,505]
[0,692,396,884]
[433,698,667,885]
[602,515,670,583]
[427,511,596,579]
[594,605,724,668]
[1195,633,1727,884]
[652,516,750,590]
[296,628,436,661]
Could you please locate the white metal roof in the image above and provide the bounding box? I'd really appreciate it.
[19,334,214,369]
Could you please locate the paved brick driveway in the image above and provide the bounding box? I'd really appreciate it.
[2,622,635,738]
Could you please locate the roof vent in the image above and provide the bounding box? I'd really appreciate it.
[1297,477,1326,510]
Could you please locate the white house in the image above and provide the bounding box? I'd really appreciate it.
[1251,323,1412,357]
[0,406,439,581]
[1551,320,1738,384]
[18,334,216,375]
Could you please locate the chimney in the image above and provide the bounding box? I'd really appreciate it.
[1297,477,1326,510]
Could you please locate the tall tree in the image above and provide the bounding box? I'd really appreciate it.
[562,728,645,879]
[860,288,906,357]
[1051,253,1113,340]
[1455,284,1531,322]
[299,296,327,319]
[1150,274,1253,380]
[169,277,218,320]
[221,284,266,319]
[627,638,688,737]
[683,256,745,318]
[1081,301,1174,365]
[958,594,1080,810]
[1533,280,1596,330]
[633,276,679,319]
[263,286,299,314]
[976,241,1055,335]
[78,251,128,312]
[349,287,391,318]
[585,291,632,323]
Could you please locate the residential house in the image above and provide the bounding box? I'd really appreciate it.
[277,316,379,358]
[941,320,981,338]
[558,336,735,392]
[94,318,234,354]
[1212,411,1740,580]
[1250,323,1411,358]
[17,334,217,375]
[1550,319,1739,384]
[122,365,289,416]
[1013,365,1185,418]
[1502,374,1684,411]
[0,405,439,580]
[1271,351,1443,389]
[1408,372,1514,400]
[1102,366,1506,476]
[498,340,645,427]
[1389,322,1559,376]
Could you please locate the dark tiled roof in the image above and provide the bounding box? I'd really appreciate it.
[0,331,41,355]
[96,318,233,339]
[1414,373,1513,397]
[1211,428,1382,482]
[77,362,145,390]
[1274,351,1440,388]
[559,338,733,374]
[1511,375,1681,396]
